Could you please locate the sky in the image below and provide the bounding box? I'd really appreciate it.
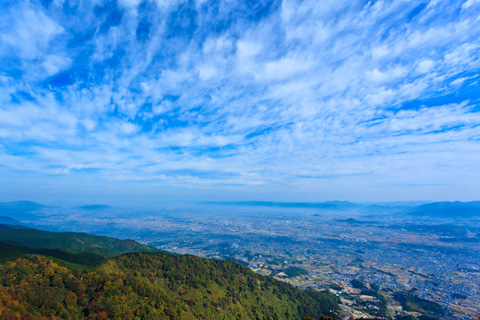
[0,0,480,205]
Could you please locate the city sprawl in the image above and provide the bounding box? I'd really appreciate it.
[29,203,480,320]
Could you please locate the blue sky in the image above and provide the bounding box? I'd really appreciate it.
[1,0,480,205]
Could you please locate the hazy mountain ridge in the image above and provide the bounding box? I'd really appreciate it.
[77,204,114,210]
[408,201,480,218]
[204,200,363,210]
[0,201,47,221]
[0,200,46,210]
[202,200,480,217]
[0,216,21,225]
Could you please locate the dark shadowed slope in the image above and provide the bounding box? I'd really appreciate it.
[0,224,159,258]
[0,241,106,266]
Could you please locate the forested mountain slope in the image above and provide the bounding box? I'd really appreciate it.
[0,225,159,258]
[0,228,340,319]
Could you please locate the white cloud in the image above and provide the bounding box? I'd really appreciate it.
[258,56,313,81]
[415,59,435,74]
[236,39,262,72]
[82,119,97,131]
[462,0,480,10]
[371,46,390,60]
[366,66,408,84]
[118,122,139,135]
[450,77,469,86]
[197,63,218,81]
[0,7,63,59]
[42,55,72,76]
[1,0,480,201]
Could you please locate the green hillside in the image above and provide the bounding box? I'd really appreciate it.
[0,253,339,319]
[0,241,106,267]
[393,292,444,316]
[0,225,159,258]
[0,228,340,319]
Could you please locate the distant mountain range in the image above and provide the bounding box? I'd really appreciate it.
[204,200,362,210]
[0,200,47,221]
[407,201,480,218]
[77,204,113,210]
[0,201,115,213]
[1,200,480,220]
[0,200,46,211]
[0,215,21,225]
[0,201,114,222]
[203,200,480,218]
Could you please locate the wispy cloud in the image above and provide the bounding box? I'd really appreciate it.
[0,0,479,203]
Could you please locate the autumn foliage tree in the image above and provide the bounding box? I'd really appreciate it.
[0,252,340,319]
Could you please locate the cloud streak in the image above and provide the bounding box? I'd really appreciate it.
[0,0,479,203]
